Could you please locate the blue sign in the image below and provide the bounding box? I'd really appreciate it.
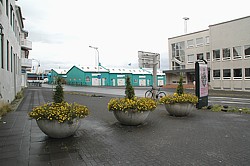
[97,75,101,79]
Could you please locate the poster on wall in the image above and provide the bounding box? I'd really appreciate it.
[199,64,208,97]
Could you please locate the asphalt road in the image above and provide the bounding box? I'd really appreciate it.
[43,84,250,108]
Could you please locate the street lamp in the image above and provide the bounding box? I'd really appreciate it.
[183,17,189,34]
[32,58,40,80]
[89,45,100,73]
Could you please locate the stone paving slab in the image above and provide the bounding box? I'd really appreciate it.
[0,87,250,166]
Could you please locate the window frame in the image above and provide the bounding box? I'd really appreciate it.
[213,69,221,80]
[196,37,203,47]
[213,49,220,61]
[206,52,210,61]
[205,36,210,45]
[233,46,242,60]
[245,68,250,79]
[223,69,231,80]
[233,68,242,80]
[197,53,204,61]
[244,45,250,58]
[0,31,3,69]
[222,48,231,60]
[187,39,194,48]
[187,54,194,63]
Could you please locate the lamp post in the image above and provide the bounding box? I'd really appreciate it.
[89,46,101,86]
[32,58,40,80]
[183,17,189,34]
[89,46,99,73]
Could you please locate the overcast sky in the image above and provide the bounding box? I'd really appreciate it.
[17,0,250,71]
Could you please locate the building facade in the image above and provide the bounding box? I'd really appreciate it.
[0,0,32,103]
[165,16,250,91]
[49,66,166,87]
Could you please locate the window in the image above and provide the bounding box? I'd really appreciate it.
[213,49,220,61]
[233,68,242,79]
[0,26,3,69]
[206,52,210,61]
[187,54,194,63]
[233,46,242,59]
[6,40,9,71]
[205,36,210,45]
[196,37,203,46]
[187,39,194,48]
[244,45,250,58]
[197,53,203,60]
[10,5,13,26]
[6,0,9,16]
[85,76,90,82]
[213,70,220,79]
[11,46,13,72]
[222,48,231,60]
[245,68,250,79]
[171,42,185,62]
[223,69,231,79]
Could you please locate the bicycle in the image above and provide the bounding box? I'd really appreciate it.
[145,86,166,99]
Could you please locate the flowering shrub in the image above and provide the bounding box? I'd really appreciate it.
[159,93,198,105]
[29,102,90,123]
[108,97,157,112]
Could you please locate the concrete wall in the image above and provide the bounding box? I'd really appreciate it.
[0,0,23,103]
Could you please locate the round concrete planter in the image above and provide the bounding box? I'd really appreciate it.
[113,110,150,126]
[164,103,196,117]
[36,119,81,138]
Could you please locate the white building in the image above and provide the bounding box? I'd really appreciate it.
[0,0,32,103]
[165,16,250,91]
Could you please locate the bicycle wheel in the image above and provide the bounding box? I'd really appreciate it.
[157,92,166,99]
[145,90,153,98]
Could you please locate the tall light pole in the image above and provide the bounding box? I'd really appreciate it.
[89,45,99,72]
[183,17,189,34]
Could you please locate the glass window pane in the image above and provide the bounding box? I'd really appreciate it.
[213,49,220,60]
[206,52,210,61]
[197,53,203,60]
[245,68,250,78]
[187,54,194,62]
[187,39,194,48]
[213,70,220,79]
[244,45,250,57]
[222,48,231,60]
[196,37,203,46]
[233,46,242,59]
[233,68,242,78]
[223,69,231,78]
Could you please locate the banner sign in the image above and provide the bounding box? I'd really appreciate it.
[199,64,208,97]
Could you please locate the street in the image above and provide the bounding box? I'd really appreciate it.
[43,84,250,108]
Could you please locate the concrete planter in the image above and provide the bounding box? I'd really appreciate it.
[164,103,196,117]
[113,109,150,126]
[36,119,81,138]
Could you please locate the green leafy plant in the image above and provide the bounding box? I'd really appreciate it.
[108,97,157,112]
[29,77,90,123]
[125,76,135,99]
[160,75,198,105]
[0,102,12,117]
[108,75,157,112]
[53,77,64,103]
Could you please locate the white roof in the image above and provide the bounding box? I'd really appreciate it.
[79,66,109,72]
[53,69,69,74]
[141,69,165,75]
[107,68,132,74]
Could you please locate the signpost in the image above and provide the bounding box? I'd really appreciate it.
[195,60,208,109]
[138,51,160,99]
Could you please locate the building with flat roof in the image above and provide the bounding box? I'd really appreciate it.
[0,0,32,103]
[165,16,250,91]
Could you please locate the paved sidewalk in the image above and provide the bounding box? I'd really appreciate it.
[0,86,250,166]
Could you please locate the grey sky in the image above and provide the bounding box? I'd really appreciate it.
[17,0,250,71]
